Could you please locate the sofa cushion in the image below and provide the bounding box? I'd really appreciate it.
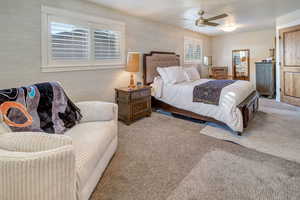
[65,120,117,189]
[0,114,11,134]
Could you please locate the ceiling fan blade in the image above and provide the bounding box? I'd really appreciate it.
[206,13,228,21]
[183,18,194,21]
[203,22,219,26]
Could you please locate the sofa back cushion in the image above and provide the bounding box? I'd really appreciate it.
[0,114,11,134]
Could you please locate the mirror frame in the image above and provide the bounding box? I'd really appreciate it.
[232,49,250,81]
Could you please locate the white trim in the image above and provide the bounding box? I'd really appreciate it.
[41,65,124,73]
[41,6,126,72]
[41,6,125,27]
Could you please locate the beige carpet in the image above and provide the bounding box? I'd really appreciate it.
[90,110,300,200]
[167,150,300,200]
[200,98,300,163]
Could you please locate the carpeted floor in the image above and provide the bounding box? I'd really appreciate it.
[167,150,300,200]
[90,103,300,200]
[200,98,300,163]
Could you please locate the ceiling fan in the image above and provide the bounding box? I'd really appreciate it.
[194,10,228,27]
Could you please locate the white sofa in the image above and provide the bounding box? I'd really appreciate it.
[0,101,118,200]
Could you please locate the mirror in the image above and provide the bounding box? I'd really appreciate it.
[232,49,250,80]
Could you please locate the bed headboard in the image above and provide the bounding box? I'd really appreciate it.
[143,51,180,85]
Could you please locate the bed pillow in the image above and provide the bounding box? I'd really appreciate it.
[164,66,187,84]
[157,67,170,83]
[183,66,201,81]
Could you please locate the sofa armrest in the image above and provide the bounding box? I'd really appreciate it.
[76,101,118,123]
[0,145,76,200]
[0,132,73,152]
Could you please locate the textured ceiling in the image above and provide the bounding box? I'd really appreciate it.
[87,0,300,35]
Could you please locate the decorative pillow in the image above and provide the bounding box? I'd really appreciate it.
[183,66,201,81]
[163,66,187,84]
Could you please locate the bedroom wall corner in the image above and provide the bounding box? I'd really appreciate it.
[211,29,276,86]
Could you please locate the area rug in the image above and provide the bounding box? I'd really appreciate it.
[200,98,300,163]
[167,150,300,200]
[90,111,300,200]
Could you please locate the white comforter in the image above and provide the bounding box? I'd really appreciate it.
[151,78,255,132]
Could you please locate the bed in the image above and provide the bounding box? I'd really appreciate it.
[143,51,259,135]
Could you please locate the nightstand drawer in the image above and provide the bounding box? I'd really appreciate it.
[117,93,130,102]
[132,99,150,114]
[131,89,151,99]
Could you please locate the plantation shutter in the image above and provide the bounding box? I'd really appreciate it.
[50,22,89,61]
[94,30,121,61]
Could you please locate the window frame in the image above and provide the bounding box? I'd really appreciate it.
[183,36,203,64]
[41,6,126,72]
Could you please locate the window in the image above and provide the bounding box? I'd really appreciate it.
[42,6,125,72]
[184,37,203,64]
[94,30,121,61]
[50,22,89,62]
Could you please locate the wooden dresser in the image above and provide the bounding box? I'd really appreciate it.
[210,67,229,79]
[115,86,152,125]
[255,62,276,98]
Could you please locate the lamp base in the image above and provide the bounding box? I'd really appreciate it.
[128,74,136,89]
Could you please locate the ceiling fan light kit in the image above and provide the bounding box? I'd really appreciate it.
[220,24,237,32]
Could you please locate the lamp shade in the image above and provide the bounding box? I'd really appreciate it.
[126,52,140,72]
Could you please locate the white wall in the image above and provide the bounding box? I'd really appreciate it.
[0,0,211,102]
[276,9,300,101]
[211,29,275,86]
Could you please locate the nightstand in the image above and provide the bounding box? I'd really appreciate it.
[115,86,152,125]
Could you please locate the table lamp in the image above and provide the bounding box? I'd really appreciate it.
[126,52,140,88]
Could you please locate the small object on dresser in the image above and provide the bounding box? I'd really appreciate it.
[115,86,151,125]
[136,81,142,87]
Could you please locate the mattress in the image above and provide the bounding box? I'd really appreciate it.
[151,78,255,132]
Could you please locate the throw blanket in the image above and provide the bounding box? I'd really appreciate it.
[0,82,82,134]
[193,80,236,105]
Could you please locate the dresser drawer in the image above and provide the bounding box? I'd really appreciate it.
[132,98,150,115]
[131,89,151,100]
[117,93,130,102]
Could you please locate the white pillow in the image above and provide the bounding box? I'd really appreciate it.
[157,66,187,84]
[164,66,187,84]
[183,66,201,81]
[157,67,170,83]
